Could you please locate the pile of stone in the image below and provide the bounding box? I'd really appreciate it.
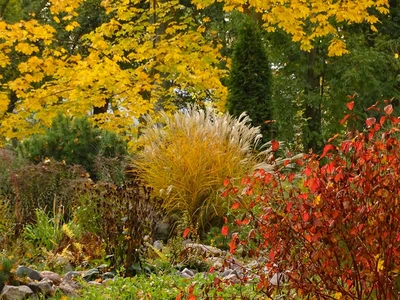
[0,265,115,300]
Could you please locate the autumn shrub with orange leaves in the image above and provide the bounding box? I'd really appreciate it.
[204,102,400,299]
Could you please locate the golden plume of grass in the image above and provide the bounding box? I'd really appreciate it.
[136,106,262,233]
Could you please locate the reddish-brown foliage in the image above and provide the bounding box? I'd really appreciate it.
[222,104,400,299]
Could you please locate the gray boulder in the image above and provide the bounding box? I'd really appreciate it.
[0,285,33,300]
[15,266,41,281]
[40,271,62,285]
[27,278,54,296]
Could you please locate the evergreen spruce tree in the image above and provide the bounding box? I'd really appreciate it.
[227,16,272,142]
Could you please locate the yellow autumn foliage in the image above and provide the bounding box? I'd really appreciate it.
[0,0,390,146]
[137,106,262,232]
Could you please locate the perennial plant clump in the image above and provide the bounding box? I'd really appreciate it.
[216,102,400,299]
[137,106,262,234]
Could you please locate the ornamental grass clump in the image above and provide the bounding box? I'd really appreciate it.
[136,106,262,234]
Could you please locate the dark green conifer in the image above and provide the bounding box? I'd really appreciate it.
[227,16,273,142]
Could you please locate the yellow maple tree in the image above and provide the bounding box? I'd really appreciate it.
[0,0,389,147]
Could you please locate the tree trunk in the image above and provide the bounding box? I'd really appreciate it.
[303,49,322,153]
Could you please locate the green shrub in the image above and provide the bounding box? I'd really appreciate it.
[17,114,128,181]
[0,256,15,291]
[137,106,262,234]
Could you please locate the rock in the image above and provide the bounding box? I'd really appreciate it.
[153,240,163,250]
[224,273,240,283]
[27,278,54,296]
[184,243,222,257]
[63,271,82,282]
[101,272,116,281]
[206,257,224,270]
[0,285,33,300]
[15,266,42,281]
[58,283,79,298]
[40,271,62,285]
[221,269,234,278]
[88,281,102,286]
[154,220,170,242]
[269,272,288,286]
[82,268,100,282]
[181,268,195,277]
[179,272,192,279]
[96,264,108,272]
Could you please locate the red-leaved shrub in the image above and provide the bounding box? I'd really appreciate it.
[220,103,400,299]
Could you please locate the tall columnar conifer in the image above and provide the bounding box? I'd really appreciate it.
[227,16,273,142]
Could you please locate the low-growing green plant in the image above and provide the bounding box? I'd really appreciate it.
[17,114,128,181]
[75,271,264,300]
[137,106,262,234]
[0,256,16,292]
[23,209,64,252]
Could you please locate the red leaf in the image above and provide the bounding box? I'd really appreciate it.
[327,133,339,143]
[320,144,335,159]
[221,225,229,236]
[303,212,310,222]
[271,140,280,151]
[269,250,275,261]
[346,93,357,99]
[384,104,393,115]
[223,177,230,187]
[221,189,229,197]
[334,172,344,182]
[341,140,352,153]
[390,116,400,124]
[380,116,386,126]
[283,159,290,167]
[366,117,376,127]
[245,187,253,196]
[286,202,293,213]
[366,101,379,111]
[231,202,240,210]
[340,114,351,124]
[229,233,238,254]
[307,177,320,193]
[248,229,255,239]
[183,228,190,238]
[175,293,183,300]
[287,173,295,182]
[223,216,228,224]
[346,101,355,111]
[326,162,335,174]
